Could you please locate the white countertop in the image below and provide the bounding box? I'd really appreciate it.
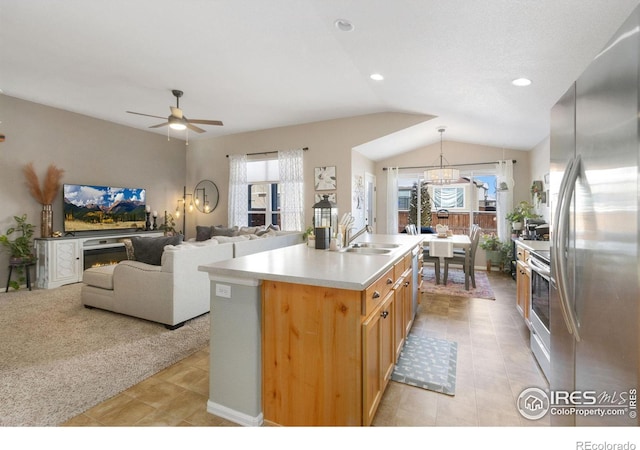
[198,233,424,291]
[513,238,551,252]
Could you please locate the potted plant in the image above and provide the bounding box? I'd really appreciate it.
[160,212,177,236]
[480,233,512,270]
[480,233,503,265]
[1,215,36,291]
[303,225,315,247]
[506,201,539,231]
[0,214,36,263]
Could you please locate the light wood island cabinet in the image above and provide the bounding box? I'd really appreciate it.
[261,244,420,426]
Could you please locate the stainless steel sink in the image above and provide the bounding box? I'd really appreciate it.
[349,243,401,249]
[343,247,392,255]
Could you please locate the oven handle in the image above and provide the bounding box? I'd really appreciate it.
[528,257,550,278]
[552,155,581,342]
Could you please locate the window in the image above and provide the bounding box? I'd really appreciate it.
[432,186,465,209]
[398,188,411,211]
[248,183,280,227]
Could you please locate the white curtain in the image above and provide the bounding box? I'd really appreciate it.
[386,167,399,234]
[278,148,305,231]
[228,154,248,227]
[496,160,515,242]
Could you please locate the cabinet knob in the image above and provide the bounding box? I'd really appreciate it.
[404,281,410,287]
[372,291,381,299]
[380,310,389,319]
[386,278,393,285]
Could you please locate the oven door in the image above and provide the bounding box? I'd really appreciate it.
[529,256,551,379]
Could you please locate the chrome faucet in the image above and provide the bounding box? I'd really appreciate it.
[347,224,373,246]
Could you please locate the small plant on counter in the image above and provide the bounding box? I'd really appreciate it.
[303,225,315,241]
[506,201,539,231]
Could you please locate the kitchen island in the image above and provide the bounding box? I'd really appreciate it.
[198,233,423,426]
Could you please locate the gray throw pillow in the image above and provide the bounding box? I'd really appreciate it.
[196,226,214,241]
[130,235,183,265]
[212,225,239,237]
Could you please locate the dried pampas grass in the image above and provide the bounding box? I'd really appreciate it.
[23,162,65,205]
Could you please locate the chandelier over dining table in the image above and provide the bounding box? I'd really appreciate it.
[424,127,460,184]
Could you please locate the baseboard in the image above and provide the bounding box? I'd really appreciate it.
[206,400,263,426]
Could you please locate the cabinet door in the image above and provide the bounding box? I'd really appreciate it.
[52,240,81,284]
[380,292,395,388]
[362,290,394,426]
[516,260,531,323]
[402,271,414,336]
[393,284,405,361]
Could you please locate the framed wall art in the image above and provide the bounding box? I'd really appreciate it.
[314,166,336,191]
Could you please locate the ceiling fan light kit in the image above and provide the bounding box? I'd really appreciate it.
[126,89,223,137]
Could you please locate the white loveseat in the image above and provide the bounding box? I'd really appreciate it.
[81,232,303,329]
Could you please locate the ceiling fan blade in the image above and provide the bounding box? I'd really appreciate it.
[186,123,206,133]
[149,122,169,129]
[126,111,166,120]
[170,106,183,119]
[187,119,224,126]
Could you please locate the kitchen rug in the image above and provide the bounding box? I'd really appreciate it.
[421,266,496,300]
[391,333,457,396]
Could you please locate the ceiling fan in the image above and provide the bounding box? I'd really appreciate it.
[126,89,223,133]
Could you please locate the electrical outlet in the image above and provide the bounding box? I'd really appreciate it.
[215,283,231,298]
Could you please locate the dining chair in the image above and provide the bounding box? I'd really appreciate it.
[443,226,481,288]
[419,229,441,284]
[453,224,479,257]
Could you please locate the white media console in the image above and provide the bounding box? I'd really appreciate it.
[35,231,163,289]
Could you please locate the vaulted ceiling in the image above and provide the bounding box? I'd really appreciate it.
[1,0,638,160]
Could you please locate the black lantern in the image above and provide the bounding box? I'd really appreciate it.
[312,194,338,249]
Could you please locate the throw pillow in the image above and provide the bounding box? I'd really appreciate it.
[212,225,239,237]
[196,225,214,241]
[130,235,183,266]
[256,224,279,236]
[238,226,264,235]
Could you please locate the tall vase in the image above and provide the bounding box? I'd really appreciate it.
[41,204,53,238]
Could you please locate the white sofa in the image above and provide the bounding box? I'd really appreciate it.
[81,232,303,329]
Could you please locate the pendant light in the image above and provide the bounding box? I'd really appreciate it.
[424,127,460,184]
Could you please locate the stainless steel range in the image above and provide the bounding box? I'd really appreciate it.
[528,249,550,381]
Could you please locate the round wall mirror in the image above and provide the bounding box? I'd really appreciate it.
[193,180,219,213]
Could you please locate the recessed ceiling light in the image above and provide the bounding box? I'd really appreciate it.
[370,73,384,81]
[334,19,354,32]
[512,77,532,87]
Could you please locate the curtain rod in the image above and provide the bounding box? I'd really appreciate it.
[382,159,516,171]
[226,147,309,158]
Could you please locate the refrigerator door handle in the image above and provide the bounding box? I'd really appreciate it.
[552,155,582,342]
[552,156,574,335]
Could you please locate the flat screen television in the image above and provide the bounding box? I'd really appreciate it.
[63,184,147,233]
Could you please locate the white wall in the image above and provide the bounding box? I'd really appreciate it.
[0,95,186,286]
[186,113,430,232]
[528,137,551,222]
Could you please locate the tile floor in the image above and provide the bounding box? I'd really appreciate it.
[63,270,549,427]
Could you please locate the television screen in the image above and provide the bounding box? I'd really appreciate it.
[63,184,146,233]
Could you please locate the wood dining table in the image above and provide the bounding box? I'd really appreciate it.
[422,233,472,290]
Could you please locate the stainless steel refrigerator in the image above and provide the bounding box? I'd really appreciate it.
[549,6,639,426]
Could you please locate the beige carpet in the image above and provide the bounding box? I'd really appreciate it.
[0,283,209,426]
